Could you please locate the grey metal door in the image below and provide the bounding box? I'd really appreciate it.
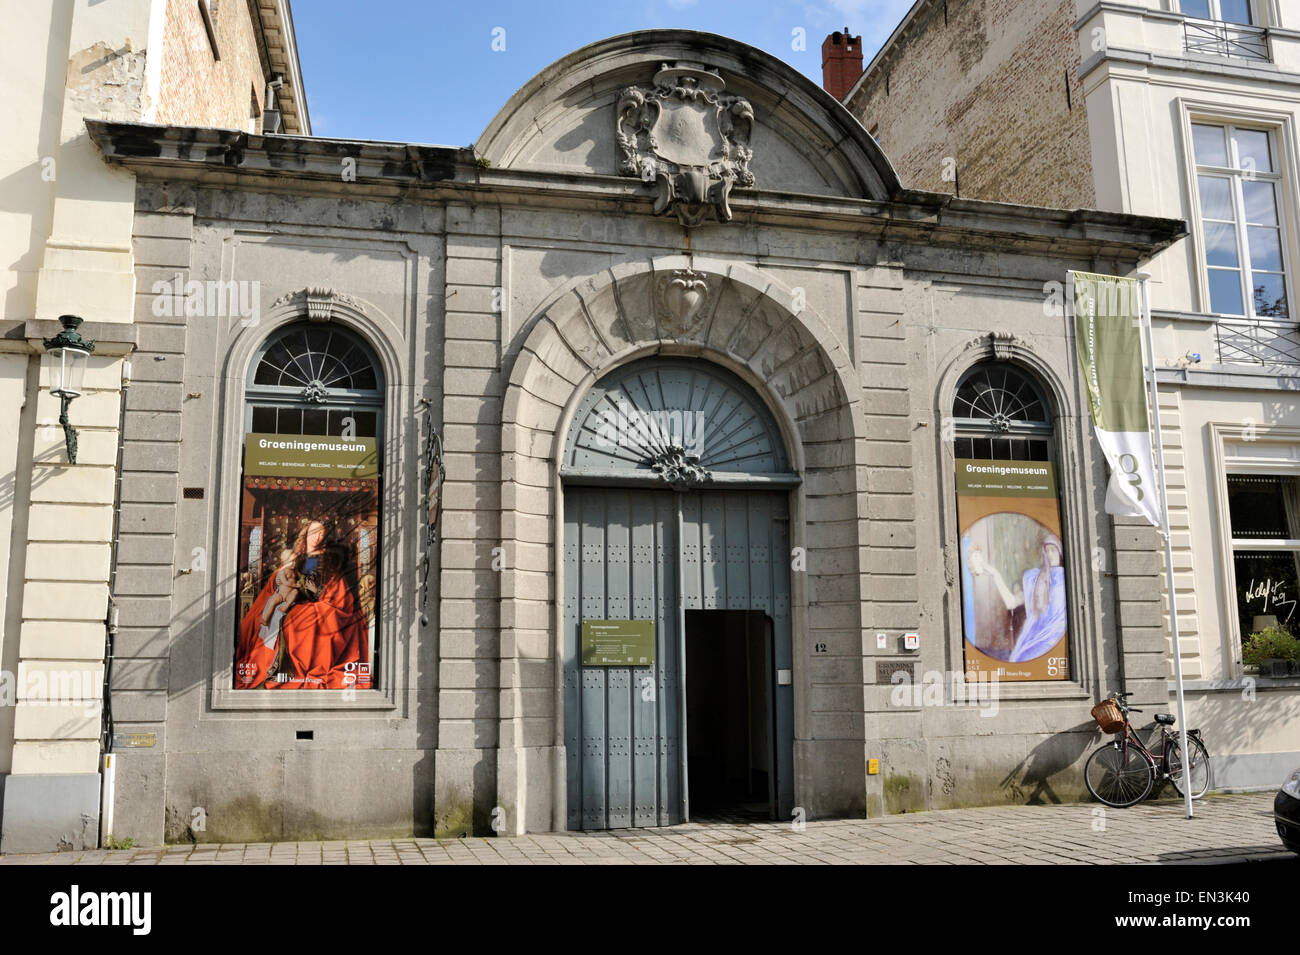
[564,487,681,830]
[563,485,793,829]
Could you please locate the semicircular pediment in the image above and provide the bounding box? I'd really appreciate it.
[476,29,899,211]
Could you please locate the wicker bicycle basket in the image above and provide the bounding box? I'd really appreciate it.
[1091,700,1125,734]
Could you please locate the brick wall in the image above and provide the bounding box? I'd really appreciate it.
[848,0,1094,208]
[155,0,267,131]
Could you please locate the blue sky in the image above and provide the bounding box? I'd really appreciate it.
[293,0,914,144]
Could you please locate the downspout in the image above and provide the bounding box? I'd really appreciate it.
[99,357,131,846]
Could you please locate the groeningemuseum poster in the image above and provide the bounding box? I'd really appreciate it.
[234,433,380,690]
[957,458,1069,682]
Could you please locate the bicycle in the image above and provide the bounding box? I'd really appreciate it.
[1083,692,1212,808]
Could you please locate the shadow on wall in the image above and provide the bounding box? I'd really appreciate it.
[999,721,1101,805]
[1186,689,1300,762]
[110,402,455,844]
[138,578,441,845]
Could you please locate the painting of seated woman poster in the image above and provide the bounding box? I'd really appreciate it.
[233,433,379,690]
[956,459,1070,682]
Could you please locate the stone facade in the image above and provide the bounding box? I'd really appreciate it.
[85,30,1183,842]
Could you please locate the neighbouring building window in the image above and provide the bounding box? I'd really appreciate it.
[1227,473,1300,639]
[1181,0,1252,24]
[952,364,1071,682]
[234,322,384,692]
[1193,121,1288,319]
[1182,1,1268,59]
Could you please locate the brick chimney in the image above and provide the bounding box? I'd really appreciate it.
[821,28,863,101]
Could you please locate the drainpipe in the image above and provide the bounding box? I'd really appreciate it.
[99,358,131,846]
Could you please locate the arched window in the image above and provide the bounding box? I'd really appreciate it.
[952,363,1053,460]
[233,322,384,692]
[952,363,1070,683]
[246,323,383,437]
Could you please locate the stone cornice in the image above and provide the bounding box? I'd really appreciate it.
[1079,45,1292,86]
[0,319,138,356]
[86,120,1187,261]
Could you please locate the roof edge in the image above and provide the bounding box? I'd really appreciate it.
[86,119,1186,260]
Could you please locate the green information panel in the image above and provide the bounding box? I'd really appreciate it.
[581,620,656,666]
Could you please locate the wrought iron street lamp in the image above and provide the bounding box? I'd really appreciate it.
[43,314,95,464]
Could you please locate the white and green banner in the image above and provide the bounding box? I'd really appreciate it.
[1072,271,1160,528]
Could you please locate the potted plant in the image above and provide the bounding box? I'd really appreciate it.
[1242,625,1300,678]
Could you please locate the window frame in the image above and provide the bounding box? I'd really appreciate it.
[1179,0,1255,25]
[1209,422,1300,679]
[1181,104,1299,327]
[211,314,399,711]
[947,360,1082,690]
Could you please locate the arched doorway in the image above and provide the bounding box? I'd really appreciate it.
[560,358,799,829]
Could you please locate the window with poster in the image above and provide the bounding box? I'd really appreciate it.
[233,322,383,691]
[1226,473,1300,640]
[952,363,1071,682]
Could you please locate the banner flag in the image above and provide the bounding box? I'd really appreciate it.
[1071,271,1161,528]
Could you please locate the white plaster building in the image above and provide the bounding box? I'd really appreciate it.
[0,0,307,853]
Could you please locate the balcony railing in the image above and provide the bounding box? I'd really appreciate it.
[1216,319,1300,365]
[1184,18,1269,62]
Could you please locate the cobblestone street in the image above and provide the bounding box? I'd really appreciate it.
[0,792,1291,865]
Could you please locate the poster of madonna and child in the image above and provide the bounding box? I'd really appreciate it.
[234,433,380,690]
[957,459,1070,682]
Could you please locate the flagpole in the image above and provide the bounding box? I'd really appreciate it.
[1136,270,1194,820]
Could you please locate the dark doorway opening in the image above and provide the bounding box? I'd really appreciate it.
[685,609,776,820]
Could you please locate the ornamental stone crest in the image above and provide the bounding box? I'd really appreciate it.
[963,329,1025,361]
[269,287,368,322]
[650,445,712,491]
[616,64,755,227]
[657,268,710,334]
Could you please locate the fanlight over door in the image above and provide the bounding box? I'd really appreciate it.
[561,359,796,489]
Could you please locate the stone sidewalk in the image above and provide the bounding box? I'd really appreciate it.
[0,792,1291,865]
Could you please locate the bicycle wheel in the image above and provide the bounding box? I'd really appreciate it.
[1085,740,1154,808]
[1167,736,1212,799]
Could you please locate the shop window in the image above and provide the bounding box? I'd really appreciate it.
[1227,474,1300,638]
[1192,121,1290,318]
[233,322,384,692]
[952,363,1070,683]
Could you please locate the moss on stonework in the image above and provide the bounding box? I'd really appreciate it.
[884,773,925,814]
[166,795,415,844]
[434,799,474,839]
